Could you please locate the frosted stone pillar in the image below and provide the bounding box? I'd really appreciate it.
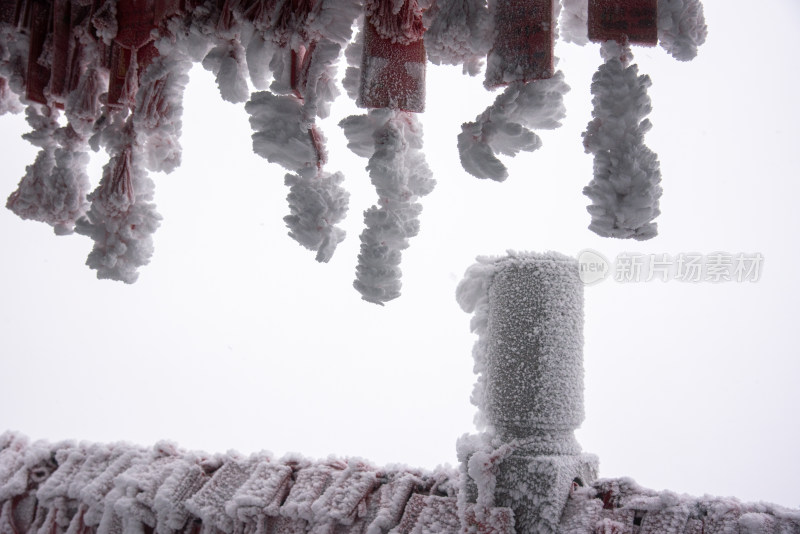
[456,252,598,534]
[485,255,585,448]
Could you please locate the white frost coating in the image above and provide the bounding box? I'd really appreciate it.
[405,495,461,533]
[75,116,162,283]
[340,109,435,305]
[283,169,350,263]
[65,28,108,133]
[185,458,254,533]
[456,251,585,437]
[455,257,499,430]
[299,39,342,122]
[342,25,364,101]
[0,24,29,102]
[311,465,377,524]
[657,0,707,61]
[153,459,209,534]
[0,77,22,114]
[77,449,146,527]
[202,40,251,104]
[423,0,490,76]
[227,459,293,521]
[6,106,92,235]
[133,50,193,174]
[559,0,588,45]
[305,0,362,46]
[244,34,275,91]
[583,41,661,241]
[458,72,569,181]
[91,0,118,45]
[247,89,350,263]
[244,36,351,264]
[456,253,599,534]
[364,0,426,46]
[465,444,512,514]
[366,473,421,534]
[1,433,799,534]
[579,478,800,534]
[280,464,337,522]
[247,91,319,171]
[66,67,108,133]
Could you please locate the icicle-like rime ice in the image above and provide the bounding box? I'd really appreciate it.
[458,72,569,181]
[455,252,598,534]
[582,42,661,240]
[6,106,92,235]
[245,41,352,263]
[565,0,706,239]
[341,109,435,305]
[283,169,350,263]
[2,431,798,534]
[339,0,433,304]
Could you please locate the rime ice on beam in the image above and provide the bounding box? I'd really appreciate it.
[456,252,598,534]
[458,0,570,181]
[484,0,556,88]
[342,0,435,305]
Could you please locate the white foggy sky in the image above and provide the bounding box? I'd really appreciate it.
[1,0,799,510]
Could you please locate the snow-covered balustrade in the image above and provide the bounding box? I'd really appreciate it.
[456,252,598,534]
[1,0,706,298]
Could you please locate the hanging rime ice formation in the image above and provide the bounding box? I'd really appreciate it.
[1,0,707,295]
[339,0,434,304]
[243,0,358,263]
[455,0,571,182]
[561,0,707,239]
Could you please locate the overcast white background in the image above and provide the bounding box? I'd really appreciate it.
[1,0,799,510]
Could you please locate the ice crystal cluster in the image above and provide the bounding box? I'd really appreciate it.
[562,0,707,239]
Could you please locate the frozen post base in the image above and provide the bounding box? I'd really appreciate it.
[459,253,597,534]
[587,0,658,46]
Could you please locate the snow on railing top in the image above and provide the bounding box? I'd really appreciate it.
[0,0,706,301]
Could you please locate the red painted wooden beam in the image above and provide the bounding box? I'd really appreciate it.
[485,0,555,88]
[587,0,658,46]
